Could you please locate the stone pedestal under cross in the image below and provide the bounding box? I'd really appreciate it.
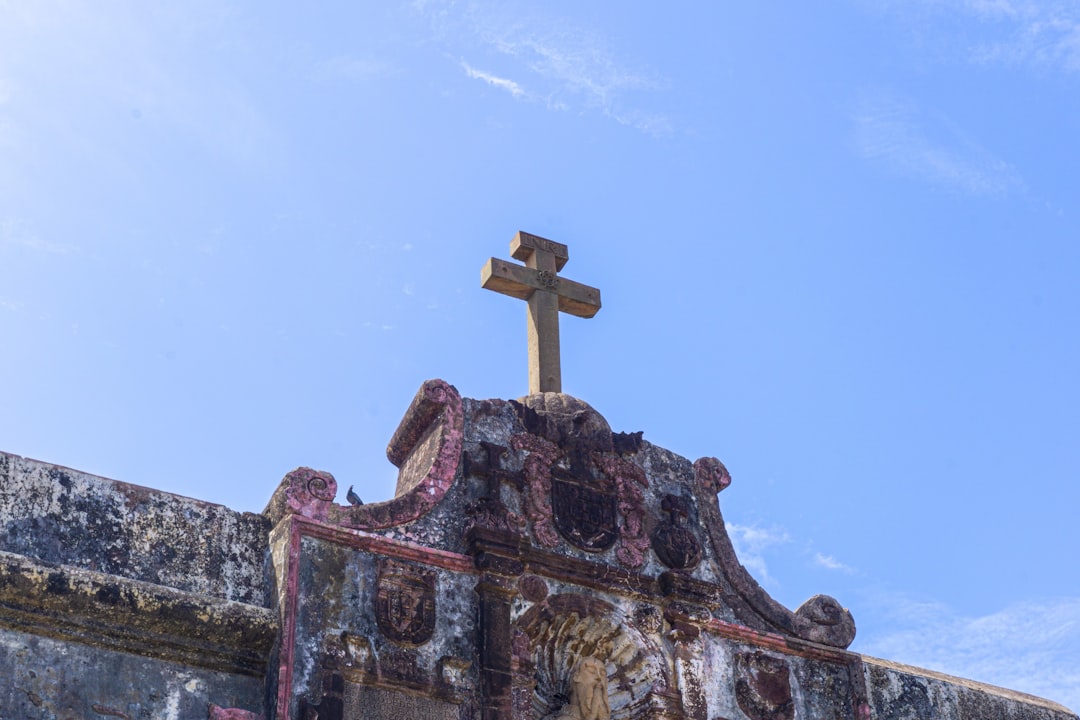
[481,231,601,394]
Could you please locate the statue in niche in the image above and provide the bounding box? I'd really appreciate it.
[544,657,610,720]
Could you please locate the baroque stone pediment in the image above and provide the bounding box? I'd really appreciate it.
[266,380,860,719]
[3,376,1074,719]
[270,382,855,652]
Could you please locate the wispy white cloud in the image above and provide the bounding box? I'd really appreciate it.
[461,61,526,98]
[859,594,1080,711]
[726,522,791,586]
[875,0,1080,73]
[415,2,672,136]
[813,552,855,573]
[0,217,76,255]
[853,93,1021,195]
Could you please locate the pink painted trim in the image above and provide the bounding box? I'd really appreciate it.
[342,379,463,531]
[272,381,464,533]
[274,518,303,720]
[291,515,474,574]
[272,513,476,719]
[702,617,857,665]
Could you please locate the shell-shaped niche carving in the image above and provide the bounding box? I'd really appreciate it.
[517,594,669,720]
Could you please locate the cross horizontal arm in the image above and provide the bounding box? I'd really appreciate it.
[480,257,601,318]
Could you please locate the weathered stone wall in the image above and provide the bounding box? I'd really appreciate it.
[0,626,266,719]
[0,450,275,720]
[865,657,1076,720]
[2,380,1076,720]
[0,452,270,605]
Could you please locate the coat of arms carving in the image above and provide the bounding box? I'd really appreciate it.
[735,651,794,720]
[375,559,437,646]
[550,456,618,552]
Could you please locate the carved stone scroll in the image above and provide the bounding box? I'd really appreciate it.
[692,457,857,648]
[266,380,464,531]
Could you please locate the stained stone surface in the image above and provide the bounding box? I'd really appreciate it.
[345,685,462,719]
[1,379,1076,720]
[865,657,1076,720]
[0,452,270,605]
[0,620,266,719]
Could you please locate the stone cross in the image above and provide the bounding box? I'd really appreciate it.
[481,231,601,394]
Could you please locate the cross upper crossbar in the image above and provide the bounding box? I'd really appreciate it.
[481,231,601,394]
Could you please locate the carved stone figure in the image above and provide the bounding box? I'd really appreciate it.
[545,657,610,720]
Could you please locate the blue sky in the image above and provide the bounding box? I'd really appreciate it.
[2,1,1077,710]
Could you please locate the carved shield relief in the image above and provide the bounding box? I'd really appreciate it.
[735,651,794,720]
[375,559,436,646]
[550,463,618,552]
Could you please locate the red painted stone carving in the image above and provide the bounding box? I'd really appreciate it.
[268,380,463,531]
[511,432,562,548]
[519,574,549,603]
[735,651,794,720]
[693,456,731,494]
[375,558,437,646]
[512,432,650,569]
[593,452,648,569]
[280,467,338,523]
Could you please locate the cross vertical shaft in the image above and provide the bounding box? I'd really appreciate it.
[481,231,601,395]
[523,239,561,393]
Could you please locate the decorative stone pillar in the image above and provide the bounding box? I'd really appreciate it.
[661,571,719,720]
[467,525,524,720]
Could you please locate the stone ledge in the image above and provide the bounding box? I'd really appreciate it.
[0,550,277,677]
[864,655,1078,719]
[0,451,271,605]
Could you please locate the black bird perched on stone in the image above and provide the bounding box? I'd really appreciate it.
[346,485,363,506]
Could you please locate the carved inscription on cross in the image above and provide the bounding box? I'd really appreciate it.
[481,231,601,394]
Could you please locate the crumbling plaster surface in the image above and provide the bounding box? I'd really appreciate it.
[0,627,265,720]
[457,397,737,593]
[865,656,1077,720]
[0,451,270,605]
[283,534,479,717]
